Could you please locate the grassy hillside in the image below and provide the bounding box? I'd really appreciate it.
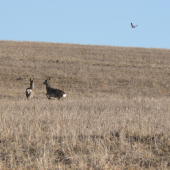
[1,40,170,99]
[0,41,170,169]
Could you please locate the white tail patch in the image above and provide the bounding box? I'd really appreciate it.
[63,94,66,97]
[26,89,32,94]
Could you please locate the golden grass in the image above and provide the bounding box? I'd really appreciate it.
[0,40,170,169]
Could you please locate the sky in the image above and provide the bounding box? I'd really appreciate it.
[0,1,170,49]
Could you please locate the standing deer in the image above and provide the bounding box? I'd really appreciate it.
[43,78,66,100]
[26,78,34,99]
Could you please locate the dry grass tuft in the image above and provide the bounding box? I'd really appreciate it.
[0,40,170,169]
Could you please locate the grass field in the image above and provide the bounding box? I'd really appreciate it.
[0,40,170,169]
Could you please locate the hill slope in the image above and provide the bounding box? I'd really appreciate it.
[0,40,170,99]
[1,41,170,169]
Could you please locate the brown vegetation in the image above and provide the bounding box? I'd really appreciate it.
[0,40,170,169]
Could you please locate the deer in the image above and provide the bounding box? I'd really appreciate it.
[43,78,66,100]
[131,23,137,28]
[26,78,34,99]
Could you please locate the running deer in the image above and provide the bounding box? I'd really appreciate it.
[26,78,34,99]
[43,78,66,100]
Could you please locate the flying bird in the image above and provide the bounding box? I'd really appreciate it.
[131,23,137,28]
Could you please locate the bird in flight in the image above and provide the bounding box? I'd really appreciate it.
[131,23,137,28]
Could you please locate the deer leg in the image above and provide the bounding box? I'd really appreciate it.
[46,94,51,100]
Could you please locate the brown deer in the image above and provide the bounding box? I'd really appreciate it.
[26,78,34,99]
[43,78,66,100]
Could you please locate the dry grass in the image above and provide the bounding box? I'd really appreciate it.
[0,40,170,169]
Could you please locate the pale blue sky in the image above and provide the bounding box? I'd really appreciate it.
[0,1,170,49]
